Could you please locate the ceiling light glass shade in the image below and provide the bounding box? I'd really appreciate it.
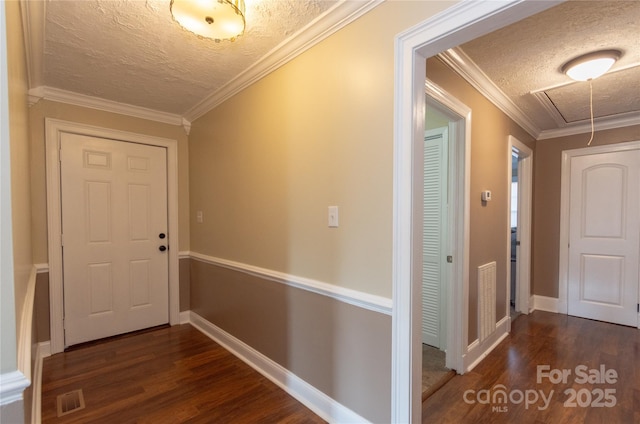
[562,50,621,81]
[171,0,245,42]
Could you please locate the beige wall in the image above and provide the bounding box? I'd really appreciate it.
[426,57,535,343]
[532,125,640,298]
[189,1,454,298]
[5,0,33,370]
[29,100,191,263]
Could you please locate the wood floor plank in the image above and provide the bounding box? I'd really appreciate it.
[422,311,640,423]
[41,325,325,423]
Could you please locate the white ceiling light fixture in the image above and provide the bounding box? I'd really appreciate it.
[561,49,622,146]
[562,49,621,81]
[170,0,246,42]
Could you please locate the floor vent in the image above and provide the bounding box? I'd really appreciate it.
[57,389,85,417]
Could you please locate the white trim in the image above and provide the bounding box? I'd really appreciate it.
[19,0,45,91]
[31,342,50,424]
[462,315,510,373]
[537,110,640,140]
[188,311,370,424]
[178,251,191,260]
[45,118,181,354]
[178,311,190,325]
[189,251,392,315]
[508,136,533,315]
[17,267,37,381]
[438,48,540,138]
[0,1,19,395]
[33,263,48,274]
[425,80,471,373]
[558,140,640,317]
[530,295,560,314]
[29,86,185,128]
[0,371,29,406]
[438,48,640,141]
[184,0,384,121]
[391,1,563,422]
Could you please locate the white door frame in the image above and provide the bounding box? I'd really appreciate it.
[45,118,180,354]
[425,81,471,371]
[391,1,563,422]
[558,140,640,324]
[507,136,532,315]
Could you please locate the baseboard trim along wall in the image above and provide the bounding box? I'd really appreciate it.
[463,315,510,372]
[187,311,370,424]
[530,295,560,313]
[31,342,50,424]
[189,251,392,315]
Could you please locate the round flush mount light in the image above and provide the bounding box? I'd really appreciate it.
[562,49,622,81]
[170,0,245,42]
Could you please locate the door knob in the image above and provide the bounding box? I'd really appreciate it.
[159,233,166,239]
[159,245,167,252]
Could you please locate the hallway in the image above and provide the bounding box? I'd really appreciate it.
[423,311,638,423]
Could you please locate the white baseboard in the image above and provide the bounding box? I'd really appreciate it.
[463,315,510,372]
[530,295,560,313]
[187,311,369,424]
[178,310,190,324]
[0,371,30,406]
[31,342,50,424]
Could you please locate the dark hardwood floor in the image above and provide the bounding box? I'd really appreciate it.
[41,325,325,423]
[423,311,640,423]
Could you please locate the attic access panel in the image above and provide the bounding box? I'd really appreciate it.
[540,67,640,124]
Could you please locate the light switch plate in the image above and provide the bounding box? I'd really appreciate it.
[328,206,339,227]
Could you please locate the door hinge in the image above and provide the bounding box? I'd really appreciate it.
[446,255,453,263]
[59,149,63,162]
[61,233,64,246]
[637,304,639,313]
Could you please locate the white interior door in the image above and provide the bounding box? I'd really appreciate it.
[61,133,169,346]
[568,149,640,327]
[422,128,448,348]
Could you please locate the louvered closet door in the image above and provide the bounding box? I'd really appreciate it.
[60,133,169,347]
[422,128,448,348]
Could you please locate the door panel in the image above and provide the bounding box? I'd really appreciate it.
[422,128,448,348]
[568,149,639,326]
[61,133,169,346]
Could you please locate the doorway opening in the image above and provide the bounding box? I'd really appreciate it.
[391,2,561,421]
[45,119,181,354]
[420,92,467,398]
[421,80,471,379]
[508,136,532,320]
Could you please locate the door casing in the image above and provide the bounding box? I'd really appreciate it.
[45,118,180,354]
[508,136,533,316]
[391,2,564,421]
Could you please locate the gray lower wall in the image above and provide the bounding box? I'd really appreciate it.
[189,258,392,423]
[179,257,190,312]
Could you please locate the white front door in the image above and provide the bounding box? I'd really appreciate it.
[61,133,169,346]
[567,148,640,327]
[422,127,448,348]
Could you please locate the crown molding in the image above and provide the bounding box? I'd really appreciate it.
[536,110,640,140]
[28,86,189,129]
[184,0,384,122]
[437,47,541,139]
[438,47,640,141]
[20,0,46,90]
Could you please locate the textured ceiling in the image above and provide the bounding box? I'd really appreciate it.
[459,0,640,132]
[44,0,337,115]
